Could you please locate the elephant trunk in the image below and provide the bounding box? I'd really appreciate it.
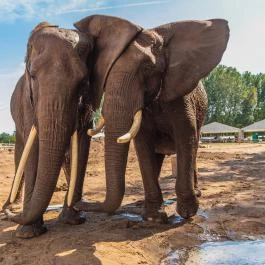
[75,70,144,214]
[100,110,142,212]
[102,127,130,213]
[81,110,142,213]
[7,107,76,225]
[76,123,130,214]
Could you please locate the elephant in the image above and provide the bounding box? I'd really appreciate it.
[3,22,94,238]
[73,15,229,220]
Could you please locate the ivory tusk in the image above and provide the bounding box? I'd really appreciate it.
[10,126,37,203]
[67,130,78,207]
[87,116,105,136]
[117,110,142,144]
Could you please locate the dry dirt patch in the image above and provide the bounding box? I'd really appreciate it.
[1,142,265,264]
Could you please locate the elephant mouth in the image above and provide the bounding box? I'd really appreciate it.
[87,109,143,144]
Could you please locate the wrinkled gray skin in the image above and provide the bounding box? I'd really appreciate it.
[74,15,229,221]
[3,23,94,238]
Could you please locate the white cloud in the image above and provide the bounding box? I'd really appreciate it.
[0,0,38,20]
[56,1,169,15]
[0,0,85,20]
[0,0,168,21]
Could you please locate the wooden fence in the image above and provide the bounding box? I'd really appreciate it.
[0,143,15,151]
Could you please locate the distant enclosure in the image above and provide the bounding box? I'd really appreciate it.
[201,120,265,143]
[0,143,15,151]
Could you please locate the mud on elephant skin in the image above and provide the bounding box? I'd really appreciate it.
[3,22,94,238]
[74,15,229,221]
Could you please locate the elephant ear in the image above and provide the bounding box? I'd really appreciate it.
[154,19,229,102]
[74,15,142,108]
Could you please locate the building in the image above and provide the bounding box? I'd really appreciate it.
[241,119,265,142]
[201,122,241,142]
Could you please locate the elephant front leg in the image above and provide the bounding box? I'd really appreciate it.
[14,129,47,238]
[59,131,91,225]
[175,131,199,219]
[2,132,24,209]
[134,128,166,223]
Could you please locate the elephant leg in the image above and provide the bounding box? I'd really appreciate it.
[174,120,199,219]
[15,219,47,239]
[59,131,91,225]
[2,130,24,208]
[134,127,167,223]
[15,127,47,238]
[3,127,46,238]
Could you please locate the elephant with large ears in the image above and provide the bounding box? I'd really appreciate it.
[3,22,94,238]
[74,15,229,220]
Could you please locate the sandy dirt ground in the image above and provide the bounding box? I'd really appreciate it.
[1,142,265,264]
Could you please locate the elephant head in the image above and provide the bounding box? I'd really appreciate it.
[74,15,229,213]
[5,22,93,225]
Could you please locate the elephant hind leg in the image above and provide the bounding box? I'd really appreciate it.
[175,143,199,219]
[174,117,199,219]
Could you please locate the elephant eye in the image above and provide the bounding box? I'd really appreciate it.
[26,63,37,80]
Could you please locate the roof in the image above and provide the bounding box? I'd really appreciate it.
[201,122,241,134]
[241,119,265,132]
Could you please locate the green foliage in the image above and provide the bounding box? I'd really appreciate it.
[93,93,104,124]
[1,67,264,141]
[203,65,264,128]
[0,132,16,143]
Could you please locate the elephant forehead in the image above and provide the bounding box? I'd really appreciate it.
[133,30,164,64]
[33,26,89,50]
[57,29,80,47]
[44,28,83,48]
[148,30,164,46]
[133,41,156,64]
[140,29,164,47]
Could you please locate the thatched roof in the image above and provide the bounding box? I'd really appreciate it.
[242,119,265,132]
[201,122,240,134]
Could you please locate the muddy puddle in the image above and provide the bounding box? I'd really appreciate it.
[46,204,63,211]
[112,212,144,222]
[161,240,265,265]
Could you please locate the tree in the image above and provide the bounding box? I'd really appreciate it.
[0,132,16,143]
[203,65,261,128]
[235,85,257,127]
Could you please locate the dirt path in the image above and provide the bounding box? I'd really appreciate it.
[1,142,265,264]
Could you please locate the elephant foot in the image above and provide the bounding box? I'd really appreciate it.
[15,220,47,239]
[177,194,199,219]
[59,207,86,225]
[143,209,168,224]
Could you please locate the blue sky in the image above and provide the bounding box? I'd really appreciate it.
[0,0,265,133]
